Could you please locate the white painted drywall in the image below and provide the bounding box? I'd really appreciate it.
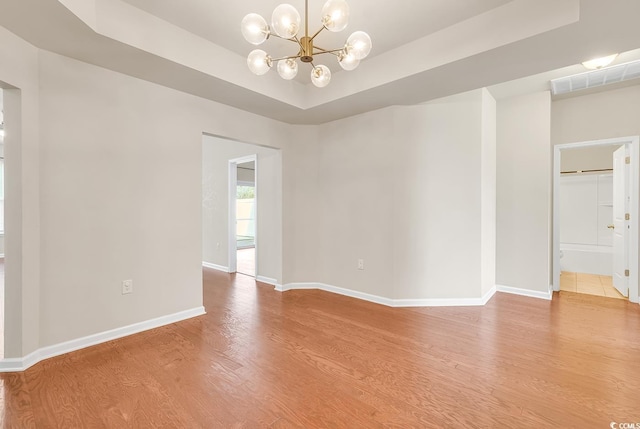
[280,125,322,284]
[394,91,486,299]
[201,136,282,282]
[481,88,497,297]
[552,84,640,145]
[316,107,396,298]
[315,89,496,300]
[560,145,618,172]
[496,91,552,293]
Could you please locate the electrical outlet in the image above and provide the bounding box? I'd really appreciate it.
[357,259,364,270]
[217,242,220,249]
[122,279,133,295]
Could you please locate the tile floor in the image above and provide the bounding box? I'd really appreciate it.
[237,247,255,277]
[560,271,627,299]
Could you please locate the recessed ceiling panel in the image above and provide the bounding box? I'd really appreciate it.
[121,0,513,59]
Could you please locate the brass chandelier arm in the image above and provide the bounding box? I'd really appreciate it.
[313,46,344,55]
[267,33,284,39]
[309,26,326,41]
[269,33,302,44]
[270,54,303,62]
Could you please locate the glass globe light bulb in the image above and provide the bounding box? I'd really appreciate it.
[247,49,272,75]
[346,31,372,60]
[271,4,301,39]
[277,59,298,80]
[321,0,349,32]
[311,65,331,88]
[338,50,360,71]
[241,13,270,45]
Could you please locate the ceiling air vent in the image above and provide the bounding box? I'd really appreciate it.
[550,59,640,95]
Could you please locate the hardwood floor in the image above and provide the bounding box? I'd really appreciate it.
[2,270,640,428]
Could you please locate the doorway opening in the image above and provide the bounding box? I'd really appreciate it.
[229,155,257,278]
[235,160,256,277]
[553,136,640,304]
[202,134,282,288]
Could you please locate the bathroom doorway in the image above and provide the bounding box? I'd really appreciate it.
[553,136,640,303]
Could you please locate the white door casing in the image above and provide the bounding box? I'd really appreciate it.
[612,145,629,297]
[228,161,238,274]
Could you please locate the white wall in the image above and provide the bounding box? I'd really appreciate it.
[481,89,497,297]
[315,89,496,300]
[201,136,282,282]
[393,90,492,300]
[552,84,640,145]
[316,107,396,298]
[280,126,322,284]
[496,91,552,293]
[561,145,618,172]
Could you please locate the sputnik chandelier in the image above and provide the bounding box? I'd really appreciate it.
[241,0,372,87]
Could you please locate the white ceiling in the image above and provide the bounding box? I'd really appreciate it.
[1,0,640,124]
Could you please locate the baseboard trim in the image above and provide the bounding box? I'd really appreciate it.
[316,283,395,306]
[279,283,498,308]
[482,285,498,305]
[0,306,206,373]
[202,261,229,273]
[256,276,279,287]
[496,284,553,301]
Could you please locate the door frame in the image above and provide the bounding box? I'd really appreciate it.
[552,136,639,304]
[228,154,258,276]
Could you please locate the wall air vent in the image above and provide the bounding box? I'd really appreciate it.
[550,59,640,96]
